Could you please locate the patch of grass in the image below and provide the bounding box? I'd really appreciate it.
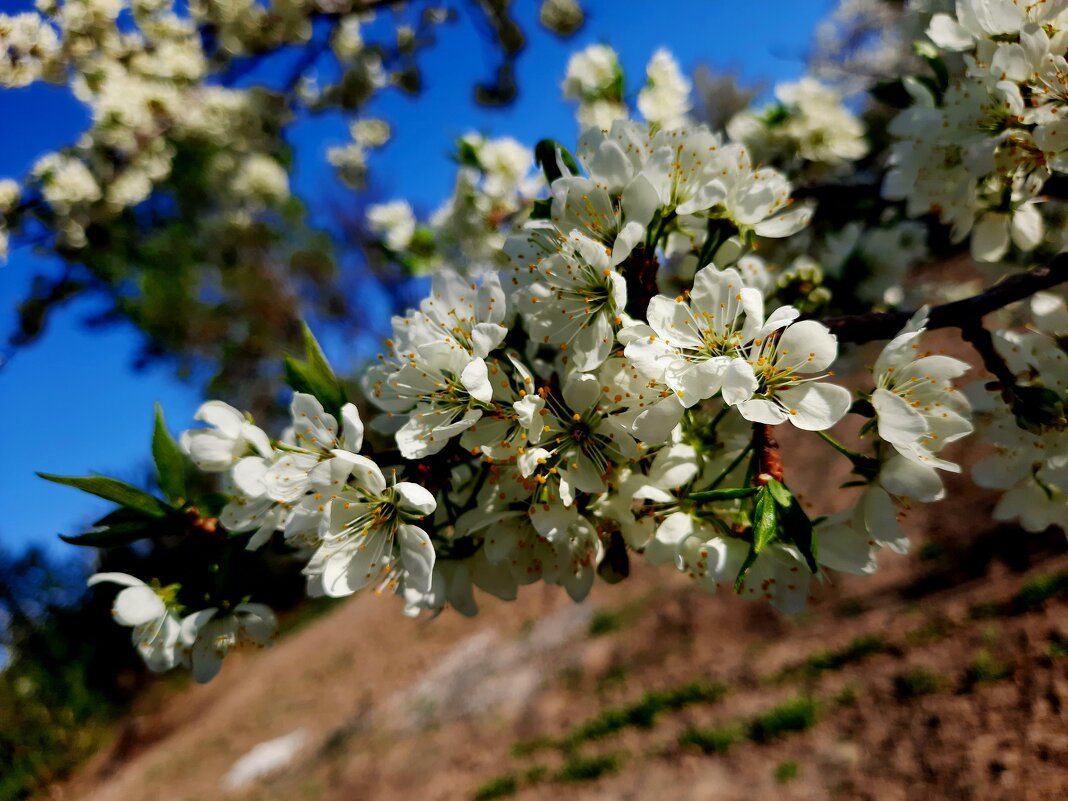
[962,650,1013,690]
[747,696,819,744]
[560,680,727,748]
[588,610,622,637]
[1013,572,1068,613]
[473,775,518,800]
[791,634,892,678]
[834,684,858,707]
[586,596,651,638]
[511,736,553,758]
[597,664,629,690]
[893,668,945,699]
[679,724,742,754]
[555,754,621,783]
[971,571,1068,620]
[523,765,549,783]
[981,623,1001,646]
[514,679,728,755]
[775,760,800,783]
[1047,632,1068,660]
[905,618,953,646]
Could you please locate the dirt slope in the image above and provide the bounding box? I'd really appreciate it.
[50,524,1068,801]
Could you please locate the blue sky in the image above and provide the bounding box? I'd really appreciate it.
[0,0,834,556]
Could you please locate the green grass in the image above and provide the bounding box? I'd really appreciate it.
[782,634,892,680]
[511,736,553,758]
[678,724,742,754]
[1013,572,1068,613]
[893,668,945,699]
[905,618,953,646]
[775,760,800,783]
[1047,633,1068,659]
[555,754,621,783]
[597,664,630,690]
[515,680,728,752]
[681,695,820,756]
[834,684,858,707]
[746,696,819,743]
[473,775,518,800]
[962,650,1014,690]
[970,571,1068,620]
[588,610,623,637]
[523,766,549,783]
[568,680,726,743]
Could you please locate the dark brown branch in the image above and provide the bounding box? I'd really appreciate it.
[823,257,1068,345]
[959,323,1017,398]
[751,424,784,485]
[621,245,660,320]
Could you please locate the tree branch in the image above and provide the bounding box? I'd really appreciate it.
[823,256,1068,345]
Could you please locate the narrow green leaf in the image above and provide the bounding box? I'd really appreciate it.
[152,403,187,504]
[530,198,552,219]
[534,139,579,184]
[60,527,151,548]
[689,487,759,502]
[735,487,778,592]
[752,488,778,554]
[913,40,949,91]
[780,498,819,574]
[455,138,481,169]
[93,506,159,528]
[301,322,336,391]
[283,323,346,417]
[38,473,171,517]
[765,479,792,508]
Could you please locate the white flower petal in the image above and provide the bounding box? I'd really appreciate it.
[398,524,436,593]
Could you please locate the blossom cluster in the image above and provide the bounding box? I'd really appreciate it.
[56,19,1068,687]
[884,0,1068,261]
[81,108,994,682]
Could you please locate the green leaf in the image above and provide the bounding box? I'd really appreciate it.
[283,322,346,417]
[38,473,172,517]
[913,40,949,92]
[60,527,151,548]
[530,198,552,219]
[688,487,759,502]
[780,497,819,574]
[152,403,187,504]
[455,138,482,169]
[765,479,792,508]
[535,139,580,184]
[735,486,779,592]
[61,506,166,548]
